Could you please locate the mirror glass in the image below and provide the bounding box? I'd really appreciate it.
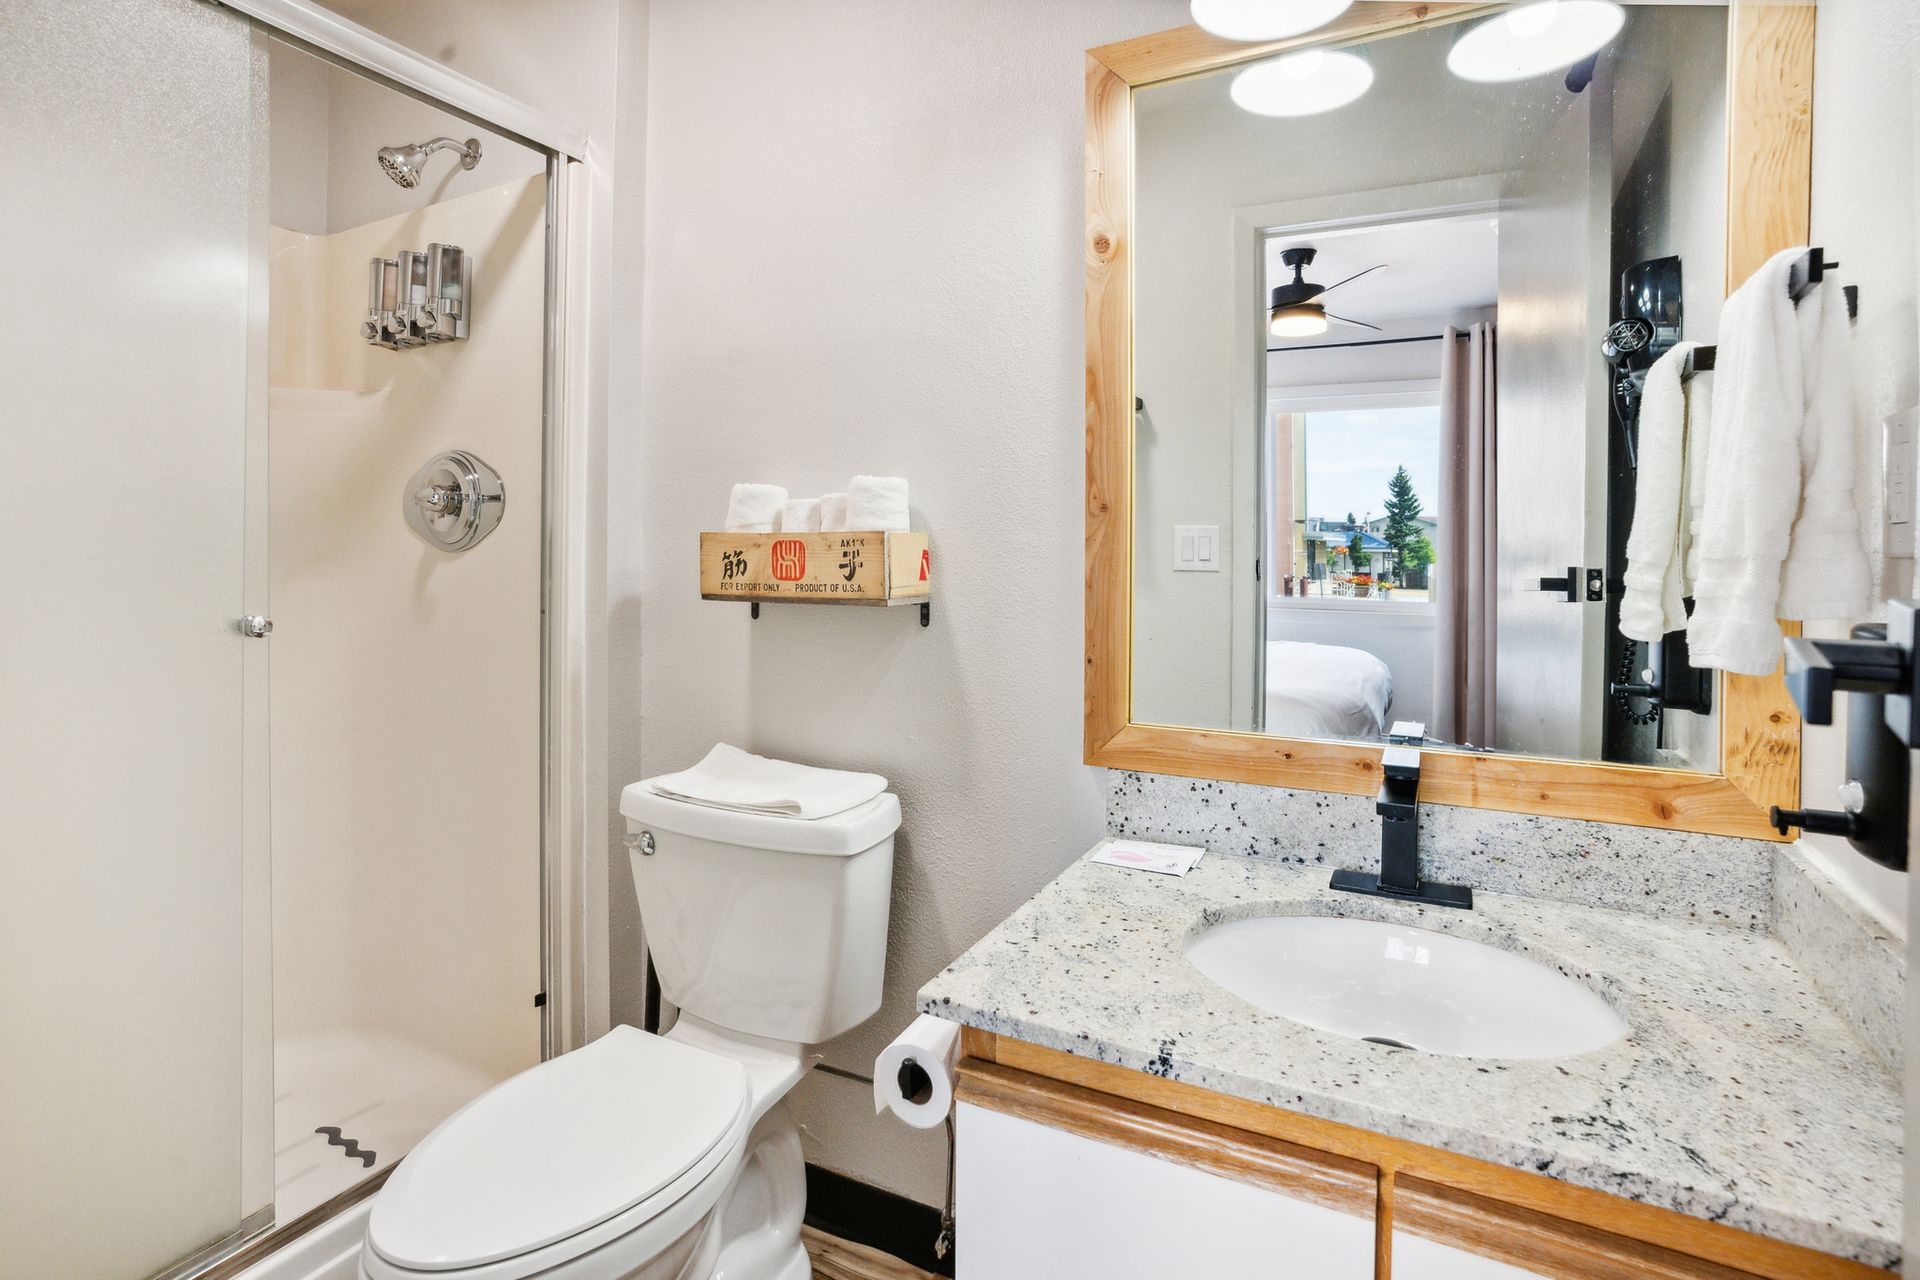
[1129,4,1729,769]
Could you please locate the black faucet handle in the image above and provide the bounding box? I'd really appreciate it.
[1380,744,1421,782]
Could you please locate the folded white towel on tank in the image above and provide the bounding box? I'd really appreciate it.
[649,743,887,820]
[725,483,788,533]
[846,475,910,532]
[780,498,823,532]
[819,492,850,532]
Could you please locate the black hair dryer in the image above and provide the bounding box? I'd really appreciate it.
[1603,255,1684,429]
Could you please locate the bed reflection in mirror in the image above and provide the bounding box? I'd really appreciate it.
[1128,4,1729,770]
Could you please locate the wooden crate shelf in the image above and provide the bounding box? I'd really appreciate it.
[700,531,931,622]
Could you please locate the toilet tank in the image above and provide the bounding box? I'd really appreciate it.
[618,783,900,1045]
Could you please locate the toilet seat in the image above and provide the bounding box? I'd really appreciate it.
[363,1027,751,1279]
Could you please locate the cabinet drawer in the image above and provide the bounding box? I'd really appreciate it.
[956,1098,1375,1279]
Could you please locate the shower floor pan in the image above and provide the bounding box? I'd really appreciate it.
[273,1029,495,1223]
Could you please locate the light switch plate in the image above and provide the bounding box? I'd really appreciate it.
[1886,406,1916,558]
[1174,525,1221,572]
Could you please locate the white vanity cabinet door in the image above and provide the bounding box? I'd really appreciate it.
[955,1101,1375,1279]
[1392,1230,1548,1279]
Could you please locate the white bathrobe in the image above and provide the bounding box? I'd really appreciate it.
[1688,248,1869,674]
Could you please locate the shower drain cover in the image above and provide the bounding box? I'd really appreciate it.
[404,449,505,552]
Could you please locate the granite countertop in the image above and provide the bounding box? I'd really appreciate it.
[920,844,1903,1270]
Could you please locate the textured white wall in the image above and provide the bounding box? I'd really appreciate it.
[625,0,1187,1204]
[1801,0,1919,937]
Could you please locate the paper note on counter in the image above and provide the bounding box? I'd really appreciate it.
[1088,839,1207,877]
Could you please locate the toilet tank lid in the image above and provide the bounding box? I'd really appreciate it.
[620,784,901,855]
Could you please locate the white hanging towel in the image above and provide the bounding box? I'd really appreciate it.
[1689,248,1869,673]
[1778,273,1873,618]
[1619,341,1700,642]
[1681,374,1713,590]
[780,498,823,532]
[725,483,789,533]
[648,743,888,820]
[846,475,910,532]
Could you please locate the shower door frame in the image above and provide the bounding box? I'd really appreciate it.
[179,1,600,1275]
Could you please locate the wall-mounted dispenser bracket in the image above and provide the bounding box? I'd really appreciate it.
[363,243,472,348]
[1785,604,1920,742]
[1776,604,1919,870]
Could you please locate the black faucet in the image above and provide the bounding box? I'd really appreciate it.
[1330,746,1473,910]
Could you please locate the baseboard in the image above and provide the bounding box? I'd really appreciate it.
[803,1164,954,1278]
[228,1197,370,1280]
[804,1226,942,1280]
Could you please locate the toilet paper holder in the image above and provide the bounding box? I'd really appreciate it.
[896,1058,934,1107]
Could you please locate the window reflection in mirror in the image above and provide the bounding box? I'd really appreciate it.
[1129,3,1728,772]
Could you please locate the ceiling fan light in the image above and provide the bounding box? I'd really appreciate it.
[1271,303,1329,337]
[1231,47,1374,117]
[1190,0,1356,42]
[1445,0,1626,83]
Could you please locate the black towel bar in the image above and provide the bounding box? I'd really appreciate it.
[1680,247,1856,382]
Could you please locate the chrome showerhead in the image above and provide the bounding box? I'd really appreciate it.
[376,137,482,189]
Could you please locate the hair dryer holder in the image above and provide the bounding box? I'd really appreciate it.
[1776,605,1920,871]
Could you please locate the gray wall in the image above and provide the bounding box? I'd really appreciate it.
[1803,0,1919,934]
[622,0,1184,1204]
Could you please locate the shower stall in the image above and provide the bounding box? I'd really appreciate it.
[0,2,586,1276]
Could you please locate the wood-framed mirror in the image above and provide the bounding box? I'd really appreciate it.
[1085,1,1815,839]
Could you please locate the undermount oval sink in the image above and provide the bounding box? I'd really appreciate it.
[1185,915,1628,1060]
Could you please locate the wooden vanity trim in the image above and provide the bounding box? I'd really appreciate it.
[957,1030,1888,1280]
[1084,0,1814,841]
[1394,1177,1761,1280]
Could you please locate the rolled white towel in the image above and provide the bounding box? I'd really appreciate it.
[780,498,823,532]
[846,475,910,532]
[725,483,788,533]
[819,492,849,532]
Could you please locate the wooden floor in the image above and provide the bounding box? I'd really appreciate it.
[804,1225,943,1280]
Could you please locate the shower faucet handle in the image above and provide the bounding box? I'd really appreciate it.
[416,483,464,517]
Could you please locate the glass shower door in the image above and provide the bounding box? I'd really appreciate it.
[0,1,273,1276]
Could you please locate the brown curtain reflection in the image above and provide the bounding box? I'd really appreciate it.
[1434,323,1497,747]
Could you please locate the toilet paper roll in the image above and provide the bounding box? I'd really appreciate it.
[873,1014,961,1129]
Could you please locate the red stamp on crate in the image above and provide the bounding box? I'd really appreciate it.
[771,539,807,581]
[919,549,930,581]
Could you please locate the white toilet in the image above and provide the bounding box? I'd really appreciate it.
[358,781,902,1280]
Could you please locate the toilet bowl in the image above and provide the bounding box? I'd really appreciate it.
[359,783,901,1280]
